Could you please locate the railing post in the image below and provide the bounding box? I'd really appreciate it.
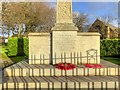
[71,52,72,63]
[43,54,44,64]
[34,54,35,64]
[77,52,78,64]
[55,53,56,64]
[96,50,98,64]
[80,52,82,64]
[61,53,63,63]
[74,52,75,64]
[50,33,53,65]
[64,52,66,63]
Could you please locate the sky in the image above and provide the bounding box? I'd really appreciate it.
[72,2,118,26]
[50,2,118,26]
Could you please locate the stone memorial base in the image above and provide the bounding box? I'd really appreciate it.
[4,60,120,77]
[29,31,100,65]
[2,60,120,89]
[3,76,119,89]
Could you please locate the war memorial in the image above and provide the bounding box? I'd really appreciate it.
[2,0,120,89]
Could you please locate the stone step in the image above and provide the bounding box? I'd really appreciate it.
[4,60,120,77]
[2,76,119,89]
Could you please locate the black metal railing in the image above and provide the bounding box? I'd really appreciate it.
[29,49,100,64]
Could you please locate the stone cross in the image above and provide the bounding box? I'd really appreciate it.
[56,0,73,23]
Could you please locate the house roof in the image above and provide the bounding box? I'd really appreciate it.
[95,18,118,30]
[89,18,118,34]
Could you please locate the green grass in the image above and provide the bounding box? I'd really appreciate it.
[0,45,27,68]
[9,56,27,63]
[101,56,120,65]
[0,45,11,61]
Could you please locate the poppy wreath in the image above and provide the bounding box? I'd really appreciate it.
[56,62,76,70]
[85,64,102,68]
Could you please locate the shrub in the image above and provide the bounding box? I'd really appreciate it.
[100,39,119,56]
[17,38,25,56]
[23,38,29,56]
[8,37,29,57]
[8,37,18,56]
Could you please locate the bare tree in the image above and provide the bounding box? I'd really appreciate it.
[73,12,89,32]
[100,14,117,24]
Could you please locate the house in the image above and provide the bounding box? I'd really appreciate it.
[88,19,119,39]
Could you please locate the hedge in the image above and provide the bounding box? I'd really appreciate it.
[8,37,29,56]
[23,38,29,56]
[100,39,120,56]
[8,38,119,57]
[17,38,24,56]
[8,37,18,56]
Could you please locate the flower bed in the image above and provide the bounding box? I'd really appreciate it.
[85,64,102,68]
[56,62,76,70]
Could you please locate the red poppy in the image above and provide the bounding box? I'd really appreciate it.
[85,64,102,68]
[56,62,76,70]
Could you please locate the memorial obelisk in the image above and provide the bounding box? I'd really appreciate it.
[52,0,78,30]
[52,0,78,64]
[56,0,72,23]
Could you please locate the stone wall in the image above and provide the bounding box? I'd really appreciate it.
[29,32,100,65]
[29,33,51,64]
[52,31,100,64]
[52,31,77,64]
[76,33,100,64]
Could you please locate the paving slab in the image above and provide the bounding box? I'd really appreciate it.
[2,76,119,89]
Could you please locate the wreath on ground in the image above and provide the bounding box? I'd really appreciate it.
[55,62,76,70]
[85,64,102,68]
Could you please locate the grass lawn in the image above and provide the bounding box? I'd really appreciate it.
[101,56,120,65]
[0,45,27,68]
[10,56,27,63]
[0,45,11,61]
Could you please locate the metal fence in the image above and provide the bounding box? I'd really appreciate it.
[29,49,100,64]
